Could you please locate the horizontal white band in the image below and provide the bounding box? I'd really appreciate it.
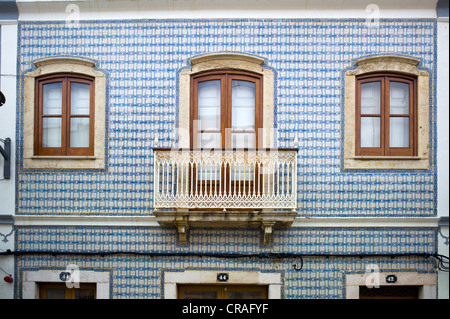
[13,215,440,228]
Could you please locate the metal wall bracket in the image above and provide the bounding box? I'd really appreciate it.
[0,138,11,179]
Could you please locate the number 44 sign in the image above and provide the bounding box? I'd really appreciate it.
[217,273,229,282]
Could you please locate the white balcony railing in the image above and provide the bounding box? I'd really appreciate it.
[153,148,297,210]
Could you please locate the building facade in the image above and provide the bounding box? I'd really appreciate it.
[0,0,448,299]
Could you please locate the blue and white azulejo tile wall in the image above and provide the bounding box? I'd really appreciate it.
[16,19,436,218]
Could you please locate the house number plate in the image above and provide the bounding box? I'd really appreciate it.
[386,275,398,284]
[217,273,229,282]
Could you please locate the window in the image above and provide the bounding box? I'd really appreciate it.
[356,73,417,157]
[39,283,96,299]
[191,70,262,149]
[35,74,94,156]
[343,55,430,170]
[178,53,275,150]
[23,57,106,170]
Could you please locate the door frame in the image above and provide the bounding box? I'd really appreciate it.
[345,272,437,299]
[22,269,110,299]
[163,270,282,299]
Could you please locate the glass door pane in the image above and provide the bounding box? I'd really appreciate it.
[196,80,222,182]
[231,80,256,183]
[232,80,255,131]
[75,289,96,299]
[198,80,221,131]
[183,291,219,299]
[45,289,67,299]
[227,290,264,299]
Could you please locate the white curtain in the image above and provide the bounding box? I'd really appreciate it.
[360,82,380,148]
[389,82,409,148]
[70,83,90,148]
[42,83,62,147]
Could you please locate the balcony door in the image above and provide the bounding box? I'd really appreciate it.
[190,70,263,196]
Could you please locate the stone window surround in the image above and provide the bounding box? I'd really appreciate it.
[344,55,430,170]
[22,57,106,170]
[164,270,282,299]
[346,272,437,299]
[178,53,275,149]
[22,269,110,299]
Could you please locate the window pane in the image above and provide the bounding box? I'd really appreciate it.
[45,289,66,299]
[75,289,95,299]
[198,80,221,130]
[43,82,63,115]
[232,80,255,130]
[231,132,256,148]
[360,82,381,115]
[360,117,380,148]
[71,82,91,115]
[197,132,221,149]
[231,163,254,181]
[390,81,409,115]
[42,118,62,147]
[390,117,409,147]
[70,118,90,148]
[228,291,263,299]
[183,291,218,299]
[197,163,221,181]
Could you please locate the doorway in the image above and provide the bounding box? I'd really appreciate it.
[178,284,268,299]
[39,282,96,299]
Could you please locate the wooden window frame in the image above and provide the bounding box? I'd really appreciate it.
[190,69,263,198]
[355,73,417,157]
[190,69,263,149]
[34,73,95,156]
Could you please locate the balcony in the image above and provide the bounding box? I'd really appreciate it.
[153,148,298,245]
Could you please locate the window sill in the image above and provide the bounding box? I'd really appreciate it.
[351,156,424,160]
[344,155,429,170]
[23,155,105,170]
[31,155,97,160]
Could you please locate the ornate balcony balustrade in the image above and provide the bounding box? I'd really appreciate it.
[153,148,297,210]
[153,148,298,245]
